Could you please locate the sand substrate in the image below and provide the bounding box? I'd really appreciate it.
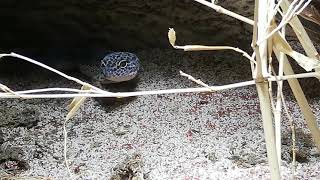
[0,49,319,179]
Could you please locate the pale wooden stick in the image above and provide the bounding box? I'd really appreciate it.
[268,72,320,81]
[63,119,72,177]
[280,91,297,178]
[173,45,256,64]
[0,53,105,92]
[8,88,98,94]
[0,83,21,97]
[254,0,281,178]
[0,71,317,98]
[179,71,215,91]
[295,0,312,15]
[0,80,256,99]
[258,0,312,45]
[168,28,256,65]
[192,0,254,25]
[274,25,287,167]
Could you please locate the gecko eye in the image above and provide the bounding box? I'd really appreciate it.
[117,60,128,69]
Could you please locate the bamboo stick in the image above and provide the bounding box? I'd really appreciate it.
[274,26,286,167]
[193,0,254,25]
[256,82,281,180]
[254,0,280,179]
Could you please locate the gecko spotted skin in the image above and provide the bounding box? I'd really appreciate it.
[79,52,140,87]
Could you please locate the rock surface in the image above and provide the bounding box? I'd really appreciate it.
[0,0,255,51]
[0,1,319,52]
[0,1,319,66]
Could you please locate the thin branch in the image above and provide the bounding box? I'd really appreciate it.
[0,53,104,93]
[268,72,320,81]
[0,83,21,97]
[280,91,297,178]
[0,80,256,99]
[0,71,317,99]
[257,0,312,45]
[266,0,285,30]
[12,88,100,94]
[174,45,257,64]
[63,119,73,178]
[192,0,254,25]
[180,71,215,91]
[295,0,312,15]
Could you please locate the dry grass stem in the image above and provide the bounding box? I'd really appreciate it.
[268,72,320,81]
[280,91,297,178]
[179,71,215,91]
[0,81,257,99]
[5,88,98,94]
[193,0,254,25]
[274,25,286,167]
[63,118,72,178]
[0,53,105,92]
[258,0,312,45]
[0,70,316,98]
[175,45,256,64]
[168,28,256,64]
[0,83,21,97]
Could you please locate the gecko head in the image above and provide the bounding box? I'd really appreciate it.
[100,52,140,83]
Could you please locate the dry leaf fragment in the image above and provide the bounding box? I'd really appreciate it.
[66,85,91,120]
[270,22,320,71]
[168,28,176,47]
[273,34,320,71]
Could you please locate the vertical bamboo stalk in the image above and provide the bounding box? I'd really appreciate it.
[253,0,280,179]
[256,82,281,180]
[274,25,287,167]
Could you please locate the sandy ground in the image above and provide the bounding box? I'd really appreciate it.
[0,48,320,179]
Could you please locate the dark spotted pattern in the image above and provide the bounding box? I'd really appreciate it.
[100,52,140,82]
